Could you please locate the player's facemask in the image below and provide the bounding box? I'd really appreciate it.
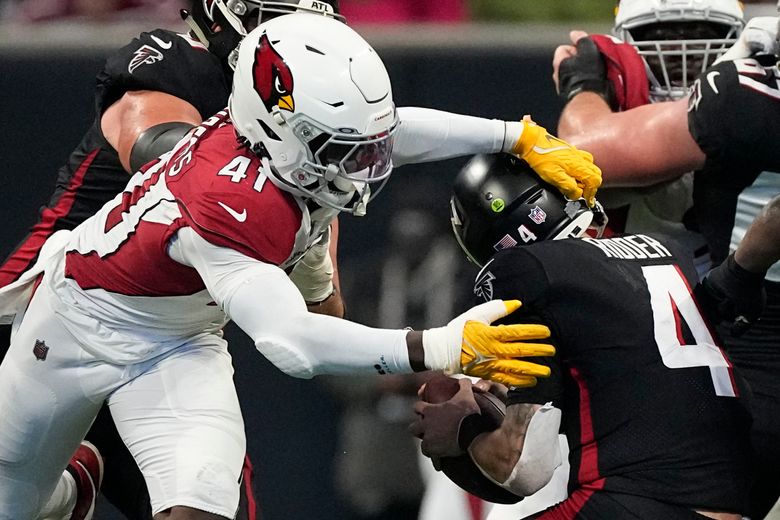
[613,0,744,102]
[627,21,739,101]
[271,109,399,216]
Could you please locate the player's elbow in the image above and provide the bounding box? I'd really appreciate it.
[501,457,557,497]
[254,336,317,379]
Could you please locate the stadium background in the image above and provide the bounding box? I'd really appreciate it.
[0,1,776,518]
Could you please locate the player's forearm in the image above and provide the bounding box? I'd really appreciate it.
[734,194,780,274]
[558,95,705,187]
[171,227,427,378]
[393,107,509,167]
[468,403,539,482]
[557,91,613,142]
[469,402,561,496]
[306,288,345,318]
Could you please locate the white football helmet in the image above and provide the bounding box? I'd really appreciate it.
[614,0,744,101]
[230,13,399,215]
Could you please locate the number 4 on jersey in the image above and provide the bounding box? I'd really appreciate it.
[642,265,738,398]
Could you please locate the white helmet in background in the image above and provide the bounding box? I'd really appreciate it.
[614,0,744,102]
[230,13,398,215]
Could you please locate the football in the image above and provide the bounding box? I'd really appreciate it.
[422,374,522,504]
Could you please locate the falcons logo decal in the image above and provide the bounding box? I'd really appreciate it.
[473,269,496,302]
[128,45,164,74]
[253,34,295,113]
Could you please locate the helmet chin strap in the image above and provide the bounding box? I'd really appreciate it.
[331,172,355,192]
[216,0,249,37]
[324,164,340,182]
[181,10,211,49]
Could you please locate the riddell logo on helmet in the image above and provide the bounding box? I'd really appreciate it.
[253,33,296,113]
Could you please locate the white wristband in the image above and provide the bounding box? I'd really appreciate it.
[422,326,459,373]
[502,121,525,153]
[289,235,334,303]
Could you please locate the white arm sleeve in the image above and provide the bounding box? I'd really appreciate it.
[393,107,508,167]
[170,227,412,379]
[472,403,563,497]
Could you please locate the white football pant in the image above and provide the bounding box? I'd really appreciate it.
[0,283,246,519]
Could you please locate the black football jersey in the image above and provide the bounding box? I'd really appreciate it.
[479,235,752,512]
[0,30,229,286]
[688,56,780,265]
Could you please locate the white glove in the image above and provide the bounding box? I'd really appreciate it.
[289,230,334,303]
[714,16,779,65]
[422,300,555,388]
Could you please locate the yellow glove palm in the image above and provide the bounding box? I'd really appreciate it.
[511,119,602,207]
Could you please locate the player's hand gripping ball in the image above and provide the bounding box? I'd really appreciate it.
[411,374,522,504]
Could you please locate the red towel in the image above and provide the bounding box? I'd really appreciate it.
[590,34,650,110]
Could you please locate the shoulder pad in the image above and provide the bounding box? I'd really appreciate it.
[165,123,305,265]
[95,29,229,118]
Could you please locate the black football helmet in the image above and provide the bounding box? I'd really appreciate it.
[182,0,343,70]
[450,154,606,267]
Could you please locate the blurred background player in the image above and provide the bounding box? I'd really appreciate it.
[552,3,780,516]
[413,153,752,520]
[700,193,780,331]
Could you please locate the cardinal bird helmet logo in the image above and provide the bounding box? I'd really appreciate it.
[252,33,295,113]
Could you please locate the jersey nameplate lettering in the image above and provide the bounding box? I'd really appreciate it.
[581,234,672,260]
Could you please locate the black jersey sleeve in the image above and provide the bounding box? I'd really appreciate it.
[688,56,780,172]
[473,248,550,307]
[473,249,564,407]
[95,29,230,120]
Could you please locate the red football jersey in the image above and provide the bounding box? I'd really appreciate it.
[65,112,308,298]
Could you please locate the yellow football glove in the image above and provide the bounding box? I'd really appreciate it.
[422,300,555,388]
[510,118,602,207]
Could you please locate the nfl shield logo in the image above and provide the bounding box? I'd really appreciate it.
[529,206,547,225]
[33,340,49,361]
